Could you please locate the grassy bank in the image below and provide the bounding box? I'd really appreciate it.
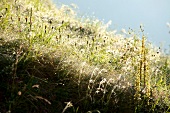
[0,0,170,112]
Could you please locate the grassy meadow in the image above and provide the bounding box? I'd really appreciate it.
[0,0,170,112]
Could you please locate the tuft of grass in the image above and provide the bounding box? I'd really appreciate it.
[0,0,170,112]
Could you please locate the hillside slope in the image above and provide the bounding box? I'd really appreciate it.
[0,0,170,112]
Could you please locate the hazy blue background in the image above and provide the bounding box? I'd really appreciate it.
[53,0,170,51]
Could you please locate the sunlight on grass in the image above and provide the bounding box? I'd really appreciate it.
[0,0,170,112]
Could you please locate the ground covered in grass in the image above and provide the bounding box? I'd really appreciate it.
[0,0,170,113]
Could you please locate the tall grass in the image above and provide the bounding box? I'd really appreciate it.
[0,0,170,112]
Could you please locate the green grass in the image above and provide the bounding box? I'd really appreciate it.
[0,0,170,112]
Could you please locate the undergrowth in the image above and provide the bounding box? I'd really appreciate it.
[0,0,170,113]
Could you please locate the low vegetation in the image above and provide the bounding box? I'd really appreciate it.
[0,0,170,112]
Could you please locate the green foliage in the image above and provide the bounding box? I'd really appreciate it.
[0,0,170,112]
